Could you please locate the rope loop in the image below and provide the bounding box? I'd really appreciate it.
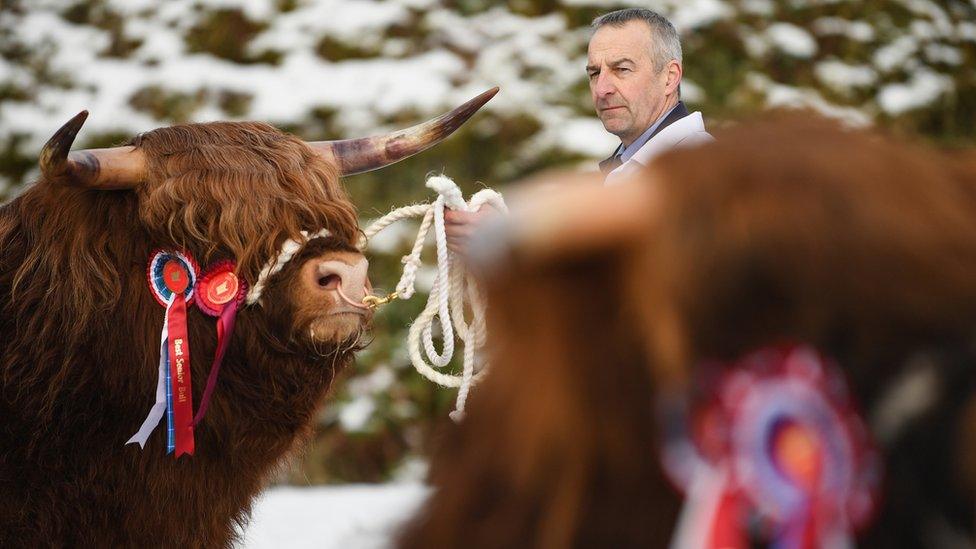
[360,175,506,420]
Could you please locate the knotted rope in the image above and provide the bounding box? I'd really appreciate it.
[361,175,506,421]
[248,229,332,305]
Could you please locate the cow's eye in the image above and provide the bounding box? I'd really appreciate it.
[317,274,341,289]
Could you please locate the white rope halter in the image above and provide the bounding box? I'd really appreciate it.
[361,175,507,421]
[247,229,332,305]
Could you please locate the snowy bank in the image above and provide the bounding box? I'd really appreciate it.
[239,483,429,548]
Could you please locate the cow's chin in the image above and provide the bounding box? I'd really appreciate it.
[302,309,371,354]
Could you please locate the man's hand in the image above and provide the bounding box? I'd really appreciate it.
[444,205,500,258]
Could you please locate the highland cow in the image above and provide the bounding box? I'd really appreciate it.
[399,118,976,548]
[0,89,496,546]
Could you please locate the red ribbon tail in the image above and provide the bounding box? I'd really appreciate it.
[193,300,238,427]
[708,488,748,549]
[168,293,195,457]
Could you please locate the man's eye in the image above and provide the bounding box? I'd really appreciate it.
[615,67,631,73]
[588,71,599,79]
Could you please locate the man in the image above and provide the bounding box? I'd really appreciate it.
[587,8,713,184]
[446,8,711,252]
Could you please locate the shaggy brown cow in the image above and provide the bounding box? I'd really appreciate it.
[0,89,496,546]
[398,118,976,548]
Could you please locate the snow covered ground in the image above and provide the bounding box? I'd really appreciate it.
[239,483,430,548]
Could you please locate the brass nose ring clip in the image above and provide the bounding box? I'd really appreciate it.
[362,292,398,311]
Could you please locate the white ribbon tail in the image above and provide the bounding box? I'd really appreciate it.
[669,464,729,549]
[126,306,170,448]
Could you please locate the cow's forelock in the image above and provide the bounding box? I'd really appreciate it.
[133,121,360,287]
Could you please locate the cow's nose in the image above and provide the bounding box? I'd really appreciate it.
[314,257,370,304]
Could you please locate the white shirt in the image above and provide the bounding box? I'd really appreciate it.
[604,111,714,185]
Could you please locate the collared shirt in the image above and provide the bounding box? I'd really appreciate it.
[610,103,682,163]
[598,102,693,175]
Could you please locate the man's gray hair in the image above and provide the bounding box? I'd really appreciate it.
[592,8,682,71]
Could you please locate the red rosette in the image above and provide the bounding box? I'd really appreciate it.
[191,260,248,428]
[195,260,247,317]
[661,345,881,547]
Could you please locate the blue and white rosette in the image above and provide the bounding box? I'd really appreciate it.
[126,250,198,452]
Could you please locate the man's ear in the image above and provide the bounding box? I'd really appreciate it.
[665,60,682,96]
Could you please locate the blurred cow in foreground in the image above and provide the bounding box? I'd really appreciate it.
[0,89,495,546]
[399,118,976,548]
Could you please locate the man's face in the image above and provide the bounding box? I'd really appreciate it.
[587,21,676,147]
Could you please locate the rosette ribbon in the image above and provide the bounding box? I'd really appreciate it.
[126,250,199,457]
[192,260,247,427]
[660,345,880,549]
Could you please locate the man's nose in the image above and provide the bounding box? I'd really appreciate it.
[593,71,616,97]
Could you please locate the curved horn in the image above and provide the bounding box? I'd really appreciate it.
[40,110,146,190]
[309,87,499,176]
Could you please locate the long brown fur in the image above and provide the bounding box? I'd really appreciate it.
[0,121,364,546]
[399,117,976,548]
[400,251,681,549]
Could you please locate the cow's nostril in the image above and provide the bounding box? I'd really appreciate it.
[313,257,369,303]
[317,274,341,290]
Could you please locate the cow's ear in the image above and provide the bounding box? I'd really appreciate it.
[467,169,658,269]
[40,111,146,190]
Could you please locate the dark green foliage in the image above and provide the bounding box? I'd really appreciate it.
[315,35,381,61]
[185,8,268,64]
[62,1,142,58]
[129,85,208,123]
[216,90,253,118]
[0,135,37,188]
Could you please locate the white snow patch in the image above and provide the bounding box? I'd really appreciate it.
[893,0,953,36]
[877,70,953,115]
[874,36,920,73]
[348,366,397,397]
[786,0,844,6]
[910,20,939,41]
[105,0,161,15]
[0,2,484,152]
[253,0,408,49]
[560,0,733,30]
[812,17,876,42]
[748,73,872,127]
[426,10,484,53]
[924,43,963,66]
[414,265,437,293]
[742,31,770,58]
[363,218,418,255]
[681,79,707,104]
[391,457,429,483]
[740,0,775,16]
[766,23,818,58]
[336,364,400,433]
[552,117,618,157]
[338,396,377,432]
[959,22,976,43]
[17,12,110,62]
[559,0,619,5]
[668,0,735,31]
[239,484,429,549]
[399,0,438,8]
[814,60,878,93]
